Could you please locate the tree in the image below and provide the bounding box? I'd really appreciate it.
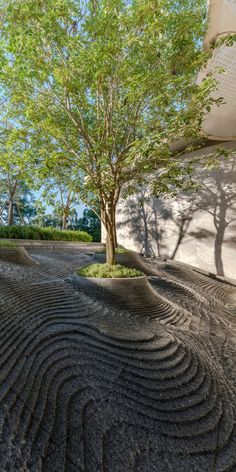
[0,180,37,225]
[0,0,219,263]
[32,210,62,228]
[77,208,101,242]
[0,118,37,225]
[0,175,37,225]
[41,174,80,230]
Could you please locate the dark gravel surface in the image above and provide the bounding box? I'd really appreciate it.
[0,247,236,471]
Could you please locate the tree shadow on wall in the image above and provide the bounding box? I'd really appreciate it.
[117,158,236,277]
[187,159,236,277]
[117,189,195,259]
[117,191,157,257]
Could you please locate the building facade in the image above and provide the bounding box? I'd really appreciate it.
[115,0,236,279]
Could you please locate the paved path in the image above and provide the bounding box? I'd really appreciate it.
[0,248,236,471]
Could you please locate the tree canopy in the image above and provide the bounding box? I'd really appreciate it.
[0,0,218,263]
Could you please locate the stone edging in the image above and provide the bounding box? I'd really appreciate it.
[0,239,105,250]
[67,273,160,314]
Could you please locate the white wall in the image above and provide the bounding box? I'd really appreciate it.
[116,143,236,279]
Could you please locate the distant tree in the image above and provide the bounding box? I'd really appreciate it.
[0,176,37,225]
[32,212,60,228]
[32,204,79,229]
[76,209,101,242]
[0,117,37,225]
[41,174,80,230]
[10,186,37,225]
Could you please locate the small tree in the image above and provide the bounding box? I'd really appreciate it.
[41,175,80,230]
[0,0,219,263]
[0,119,37,225]
[77,208,101,242]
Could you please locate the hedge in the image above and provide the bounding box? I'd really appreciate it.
[0,225,92,242]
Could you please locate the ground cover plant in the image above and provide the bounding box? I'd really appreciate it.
[0,239,17,248]
[77,263,143,278]
[97,247,131,254]
[0,225,92,242]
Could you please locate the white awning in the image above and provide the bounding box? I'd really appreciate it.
[200,0,236,140]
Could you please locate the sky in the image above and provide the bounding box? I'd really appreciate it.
[34,190,87,219]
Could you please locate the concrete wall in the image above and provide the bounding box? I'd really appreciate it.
[114,1,236,278]
[198,0,236,140]
[116,143,236,279]
[205,0,236,46]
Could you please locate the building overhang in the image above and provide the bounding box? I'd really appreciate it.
[199,0,236,141]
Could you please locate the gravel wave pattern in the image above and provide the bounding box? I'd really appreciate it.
[0,248,235,471]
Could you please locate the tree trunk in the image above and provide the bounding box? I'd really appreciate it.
[112,210,117,248]
[8,199,14,226]
[106,221,116,265]
[15,202,26,225]
[101,194,119,265]
[102,203,117,265]
[62,212,67,230]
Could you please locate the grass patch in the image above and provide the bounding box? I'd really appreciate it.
[115,247,131,254]
[97,247,131,255]
[0,225,92,242]
[0,240,17,248]
[77,263,143,278]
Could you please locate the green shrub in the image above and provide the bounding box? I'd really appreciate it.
[77,263,143,278]
[0,240,17,248]
[97,246,131,254]
[115,247,131,254]
[0,225,92,242]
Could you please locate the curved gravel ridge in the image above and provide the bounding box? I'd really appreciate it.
[0,248,235,471]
